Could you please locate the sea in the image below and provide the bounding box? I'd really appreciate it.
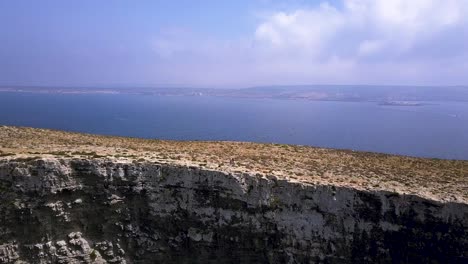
[1,92,467,160]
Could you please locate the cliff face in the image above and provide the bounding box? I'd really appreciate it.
[0,158,466,263]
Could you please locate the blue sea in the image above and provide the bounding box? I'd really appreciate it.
[1,92,467,160]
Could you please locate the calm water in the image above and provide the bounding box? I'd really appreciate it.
[1,92,467,160]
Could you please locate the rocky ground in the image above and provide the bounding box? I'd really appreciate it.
[0,126,467,263]
[0,125,466,203]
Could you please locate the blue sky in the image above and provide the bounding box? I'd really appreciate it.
[1,0,467,87]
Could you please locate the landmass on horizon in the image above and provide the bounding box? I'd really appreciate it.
[1,85,468,103]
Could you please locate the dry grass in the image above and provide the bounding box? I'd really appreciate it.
[0,125,466,203]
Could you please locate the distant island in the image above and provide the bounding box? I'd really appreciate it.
[378,101,430,106]
[1,85,468,103]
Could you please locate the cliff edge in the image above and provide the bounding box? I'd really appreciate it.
[0,126,467,263]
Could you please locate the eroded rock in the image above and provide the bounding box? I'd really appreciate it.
[0,158,466,263]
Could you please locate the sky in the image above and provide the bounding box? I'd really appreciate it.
[1,0,468,88]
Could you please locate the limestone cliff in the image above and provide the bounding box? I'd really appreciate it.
[0,158,467,263]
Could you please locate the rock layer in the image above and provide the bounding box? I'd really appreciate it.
[0,158,467,263]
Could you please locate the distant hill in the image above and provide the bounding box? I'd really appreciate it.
[228,85,468,102]
[2,85,468,102]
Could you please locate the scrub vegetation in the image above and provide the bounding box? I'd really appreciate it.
[0,125,466,203]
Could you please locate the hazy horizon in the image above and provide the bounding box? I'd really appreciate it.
[2,0,468,88]
[2,84,468,90]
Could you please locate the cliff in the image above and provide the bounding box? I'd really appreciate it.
[0,126,467,263]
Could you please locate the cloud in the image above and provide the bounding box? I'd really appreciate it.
[151,0,468,86]
[255,3,344,55]
[255,0,468,59]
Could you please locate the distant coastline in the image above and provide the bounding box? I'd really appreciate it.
[1,85,468,103]
[378,101,430,106]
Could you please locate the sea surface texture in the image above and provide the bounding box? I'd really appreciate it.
[1,92,467,160]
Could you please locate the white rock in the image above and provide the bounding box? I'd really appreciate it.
[56,240,67,247]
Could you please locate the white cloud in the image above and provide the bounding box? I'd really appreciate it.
[151,0,468,86]
[255,3,344,56]
[255,0,468,59]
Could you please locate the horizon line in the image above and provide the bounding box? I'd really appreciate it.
[1,84,468,90]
